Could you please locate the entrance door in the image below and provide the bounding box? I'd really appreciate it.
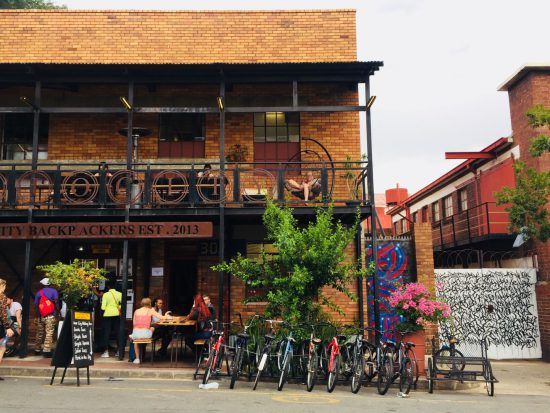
[169,260,197,315]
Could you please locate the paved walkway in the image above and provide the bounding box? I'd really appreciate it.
[0,360,548,413]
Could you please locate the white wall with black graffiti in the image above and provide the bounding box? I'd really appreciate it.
[435,269,541,359]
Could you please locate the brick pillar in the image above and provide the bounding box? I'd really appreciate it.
[413,223,437,354]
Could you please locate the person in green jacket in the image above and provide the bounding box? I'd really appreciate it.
[100,280,122,358]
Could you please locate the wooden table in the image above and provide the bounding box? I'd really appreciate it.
[153,320,196,327]
[153,319,196,367]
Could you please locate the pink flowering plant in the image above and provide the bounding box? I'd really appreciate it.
[388,282,452,332]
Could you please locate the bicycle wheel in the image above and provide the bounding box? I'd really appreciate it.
[351,348,365,394]
[276,339,287,371]
[427,357,434,394]
[363,345,375,382]
[399,357,414,395]
[326,354,340,393]
[202,346,217,385]
[229,344,244,389]
[434,348,466,372]
[277,350,292,391]
[377,348,393,395]
[253,350,268,391]
[306,348,319,392]
[405,347,420,388]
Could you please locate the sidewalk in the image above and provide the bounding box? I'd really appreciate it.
[0,353,197,379]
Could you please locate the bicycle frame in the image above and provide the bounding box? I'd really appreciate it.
[326,336,341,372]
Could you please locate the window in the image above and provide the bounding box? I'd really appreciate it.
[1,114,49,160]
[393,221,400,235]
[158,114,205,158]
[401,219,409,234]
[432,202,440,222]
[253,112,300,162]
[245,242,278,298]
[444,195,453,218]
[421,206,428,223]
[459,189,468,212]
[412,212,418,223]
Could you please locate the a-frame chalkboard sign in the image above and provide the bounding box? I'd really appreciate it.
[50,310,94,386]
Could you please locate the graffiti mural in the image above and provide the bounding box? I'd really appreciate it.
[366,238,415,333]
[435,269,541,359]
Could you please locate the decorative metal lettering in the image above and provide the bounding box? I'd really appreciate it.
[0,173,7,205]
[196,171,231,204]
[241,168,275,203]
[61,171,99,205]
[152,170,189,205]
[16,170,53,206]
[107,170,143,205]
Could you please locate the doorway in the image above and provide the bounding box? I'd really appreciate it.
[169,260,197,315]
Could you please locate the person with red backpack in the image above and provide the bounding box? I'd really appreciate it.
[34,278,59,357]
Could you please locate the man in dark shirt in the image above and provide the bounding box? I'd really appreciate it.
[203,295,216,321]
[34,278,59,357]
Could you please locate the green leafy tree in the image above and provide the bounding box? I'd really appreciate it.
[0,0,66,9]
[496,105,550,242]
[213,201,371,324]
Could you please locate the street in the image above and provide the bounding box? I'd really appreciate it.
[0,361,548,413]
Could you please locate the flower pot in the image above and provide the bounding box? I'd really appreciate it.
[405,329,426,376]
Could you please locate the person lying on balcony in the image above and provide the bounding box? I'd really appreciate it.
[285,171,322,202]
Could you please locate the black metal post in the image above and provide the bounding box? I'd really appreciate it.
[19,81,41,358]
[364,78,380,342]
[218,77,226,324]
[356,228,364,328]
[118,81,134,360]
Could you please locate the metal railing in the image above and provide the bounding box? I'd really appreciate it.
[431,202,511,249]
[0,160,370,210]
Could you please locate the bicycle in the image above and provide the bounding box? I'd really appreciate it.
[276,322,296,391]
[349,328,368,394]
[433,336,466,374]
[325,330,347,393]
[298,323,324,392]
[252,319,279,391]
[202,321,229,385]
[376,330,395,395]
[229,315,260,389]
[379,329,418,395]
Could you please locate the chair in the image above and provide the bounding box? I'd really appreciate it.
[132,338,156,366]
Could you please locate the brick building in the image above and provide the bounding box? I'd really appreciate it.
[0,10,383,356]
[388,137,517,254]
[499,64,550,360]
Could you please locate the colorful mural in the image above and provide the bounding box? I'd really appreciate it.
[366,239,414,335]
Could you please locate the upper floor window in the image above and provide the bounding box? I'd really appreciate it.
[1,113,49,160]
[444,195,453,218]
[432,201,440,222]
[393,221,400,235]
[158,113,205,158]
[253,112,300,162]
[412,211,418,223]
[459,189,468,212]
[421,206,428,223]
[401,219,408,233]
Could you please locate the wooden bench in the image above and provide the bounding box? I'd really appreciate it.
[132,338,155,366]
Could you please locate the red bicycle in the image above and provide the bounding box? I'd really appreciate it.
[202,322,227,385]
[325,332,347,392]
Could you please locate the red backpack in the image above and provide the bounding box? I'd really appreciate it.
[38,291,55,317]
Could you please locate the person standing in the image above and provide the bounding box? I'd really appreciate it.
[4,296,22,357]
[100,280,122,358]
[0,279,16,379]
[34,278,59,357]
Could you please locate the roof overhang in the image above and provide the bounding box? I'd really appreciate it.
[498,63,550,91]
[0,61,383,83]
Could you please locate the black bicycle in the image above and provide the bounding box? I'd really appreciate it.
[252,319,279,391]
[349,329,368,394]
[299,323,324,392]
[276,322,296,391]
[229,315,260,389]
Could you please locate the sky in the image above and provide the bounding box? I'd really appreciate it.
[59,0,550,194]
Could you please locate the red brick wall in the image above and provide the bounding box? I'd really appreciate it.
[507,71,550,360]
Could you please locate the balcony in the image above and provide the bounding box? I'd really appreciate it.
[0,160,371,218]
[432,202,512,251]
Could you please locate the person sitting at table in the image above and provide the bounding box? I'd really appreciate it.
[151,297,172,359]
[183,294,214,351]
[285,171,321,202]
[94,162,113,178]
[128,297,166,364]
[203,295,216,321]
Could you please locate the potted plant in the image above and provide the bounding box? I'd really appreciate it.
[38,259,106,311]
[226,144,249,163]
[342,155,365,206]
[389,282,451,375]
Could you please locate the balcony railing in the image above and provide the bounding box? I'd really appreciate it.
[432,202,511,250]
[0,160,370,211]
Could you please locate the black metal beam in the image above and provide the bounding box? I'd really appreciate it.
[364,78,381,343]
[226,105,366,113]
[356,228,364,329]
[218,77,226,325]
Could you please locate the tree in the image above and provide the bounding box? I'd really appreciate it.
[0,0,66,9]
[496,105,550,242]
[213,201,371,323]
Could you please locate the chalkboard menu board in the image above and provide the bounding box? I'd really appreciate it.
[71,311,94,368]
[51,310,94,368]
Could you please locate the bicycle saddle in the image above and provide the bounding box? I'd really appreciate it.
[337,334,347,341]
[312,338,322,345]
[406,341,415,347]
[264,334,275,340]
[238,333,249,339]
